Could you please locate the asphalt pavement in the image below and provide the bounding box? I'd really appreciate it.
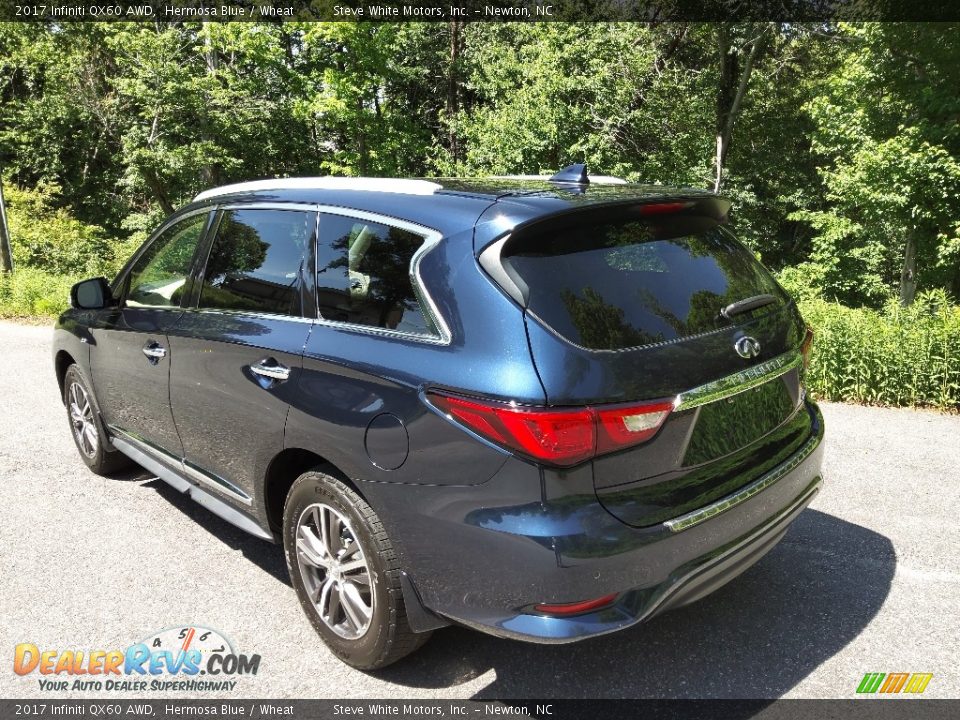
[1,320,957,699]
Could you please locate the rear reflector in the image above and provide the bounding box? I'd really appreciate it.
[534,593,618,616]
[426,392,673,467]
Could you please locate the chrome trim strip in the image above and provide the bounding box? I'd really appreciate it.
[209,202,451,343]
[664,431,821,533]
[673,350,802,412]
[109,426,252,506]
[107,425,179,462]
[181,307,315,324]
[181,460,253,506]
[311,205,452,346]
[110,434,272,541]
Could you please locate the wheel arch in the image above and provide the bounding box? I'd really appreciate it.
[54,350,76,401]
[262,448,364,535]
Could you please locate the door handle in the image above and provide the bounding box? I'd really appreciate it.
[250,359,291,382]
[142,341,167,361]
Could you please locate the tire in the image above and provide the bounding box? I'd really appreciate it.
[63,365,133,476]
[283,468,431,670]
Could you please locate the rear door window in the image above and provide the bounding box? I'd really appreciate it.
[503,212,785,351]
[198,208,315,316]
[315,213,439,338]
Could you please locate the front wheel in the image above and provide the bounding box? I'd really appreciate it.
[63,365,133,476]
[283,469,431,669]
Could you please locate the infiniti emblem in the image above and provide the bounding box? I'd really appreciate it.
[734,336,761,359]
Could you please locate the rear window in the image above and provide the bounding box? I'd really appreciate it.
[503,212,785,350]
[315,213,439,338]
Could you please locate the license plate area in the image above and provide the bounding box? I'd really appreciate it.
[683,378,794,467]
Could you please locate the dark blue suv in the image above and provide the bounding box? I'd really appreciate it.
[54,166,824,669]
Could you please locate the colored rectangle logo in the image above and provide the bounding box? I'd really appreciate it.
[857,672,933,694]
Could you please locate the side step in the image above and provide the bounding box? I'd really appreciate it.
[110,434,274,542]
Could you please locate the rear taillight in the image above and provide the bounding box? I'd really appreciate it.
[801,326,814,372]
[426,392,673,467]
[594,401,675,455]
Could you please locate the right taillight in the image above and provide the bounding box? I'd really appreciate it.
[801,326,814,372]
[426,392,673,467]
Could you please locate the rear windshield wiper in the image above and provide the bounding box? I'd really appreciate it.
[720,293,777,321]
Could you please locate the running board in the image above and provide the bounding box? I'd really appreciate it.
[110,434,274,542]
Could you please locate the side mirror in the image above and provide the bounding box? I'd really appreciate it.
[70,277,115,310]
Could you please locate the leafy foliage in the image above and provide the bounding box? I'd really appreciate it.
[801,292,960,409]
[1,20,959,409]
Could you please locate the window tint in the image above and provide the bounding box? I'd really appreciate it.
[315,213,437,337]
[199,209,314,316]
[503,213,785,351]
[126,214,208,309]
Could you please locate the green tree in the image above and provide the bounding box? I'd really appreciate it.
[795,23,960,306]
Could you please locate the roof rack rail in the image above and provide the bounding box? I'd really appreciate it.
[193,177,443,202]
[495,166,628,186]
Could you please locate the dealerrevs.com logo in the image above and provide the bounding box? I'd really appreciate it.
[13,626,260,693]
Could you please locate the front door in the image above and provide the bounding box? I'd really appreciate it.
[89,211,212,458]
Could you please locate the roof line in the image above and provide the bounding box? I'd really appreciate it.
[193,177,443,202]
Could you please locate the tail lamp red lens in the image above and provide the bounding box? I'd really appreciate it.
[426,392,674,467]
[534,593,619,616]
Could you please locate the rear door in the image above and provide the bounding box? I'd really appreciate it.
[491,200,812,527]
[167,205,315,507]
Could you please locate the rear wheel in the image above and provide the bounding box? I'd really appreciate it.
[283,469,431,669]
[63,365,133,475]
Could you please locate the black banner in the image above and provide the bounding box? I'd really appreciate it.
[1,700,960,720]
[3,0,960,23]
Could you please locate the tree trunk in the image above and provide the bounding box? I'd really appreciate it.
[713,25,769,193]
[899,229,918,306]
[142,170,176,216]
[714,25,733,193]
[0,178,13,273]
[357,95,368,176]
[447,21,462,165]
[201,22,222,188]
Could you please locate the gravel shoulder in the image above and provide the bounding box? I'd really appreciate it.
[1,321,957,699]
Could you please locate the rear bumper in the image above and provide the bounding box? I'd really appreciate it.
[375,400,825,642]
[466,473,820,643]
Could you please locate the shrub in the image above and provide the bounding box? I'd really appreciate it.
[800,290,960,410]
[4,181,127,278]
[0,268,79,318]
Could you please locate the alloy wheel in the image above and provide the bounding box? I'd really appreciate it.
[68,381,99,458]
[295,503,374,640]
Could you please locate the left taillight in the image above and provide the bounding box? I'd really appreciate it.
[425,392,673,467]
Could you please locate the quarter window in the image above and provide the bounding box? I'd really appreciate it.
[126,213,208,309]
[316,213,438,337]
[199,209,314,316]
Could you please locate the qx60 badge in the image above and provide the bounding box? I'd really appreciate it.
[734,336,761,359]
